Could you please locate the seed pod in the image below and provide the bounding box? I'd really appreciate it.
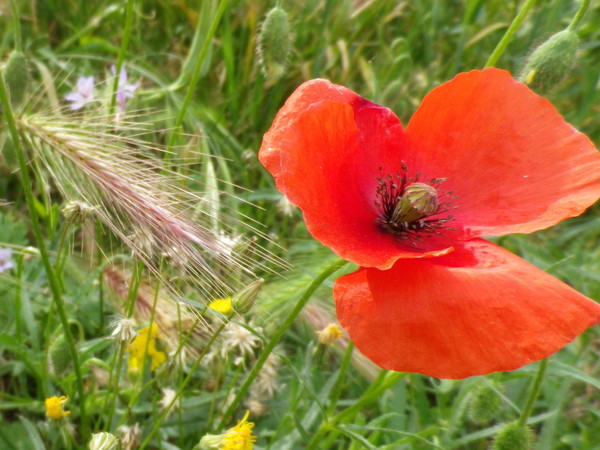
[257,7,293,81]
[493,421,533,450]
[3,50,29,109]
[520,29,579,95]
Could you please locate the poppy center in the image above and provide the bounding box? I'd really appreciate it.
[374,164,456,244]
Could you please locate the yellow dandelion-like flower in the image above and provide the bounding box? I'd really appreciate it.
[127,324,166,373]
[316,323,343,345]
[209,297,233,314]
[196,412,257,449]
[222,411,257,450]
[45,395,70,419]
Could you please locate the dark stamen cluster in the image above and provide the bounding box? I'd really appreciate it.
[373,163,457,246]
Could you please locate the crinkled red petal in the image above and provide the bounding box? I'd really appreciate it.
[406,68,600,238]
[259,79,453,269]
[334,239,600,379]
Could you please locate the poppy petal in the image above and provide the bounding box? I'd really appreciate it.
[334,239,600,379]
[260,80,453,268]
[406,68,600,238]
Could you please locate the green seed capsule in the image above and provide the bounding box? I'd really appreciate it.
[257,7,293,81]
[520,29,579,95]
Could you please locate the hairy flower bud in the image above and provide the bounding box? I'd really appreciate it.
[467,382,503,424]
[257,7,293,81]
[48,334,71,376]
[3,50,29,109]
[493,421,533,450]
[520,29,579,95]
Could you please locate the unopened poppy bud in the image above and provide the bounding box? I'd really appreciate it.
[493,421,533,450]
[62,200,97,224]
[394,182,439,224]
[232,278,263,314]
[3,50,29,108]
[520,29,579,95]
[467,382,503,424]
[257,7,293,81]
[48,334,71,376]
[317,323,344,345]
[88,432,120,450]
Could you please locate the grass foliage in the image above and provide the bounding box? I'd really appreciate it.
[1,0,600,448]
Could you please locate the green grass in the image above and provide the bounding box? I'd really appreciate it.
[1,0,600,448]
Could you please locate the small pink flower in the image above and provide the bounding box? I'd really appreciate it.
[65,76,95,110]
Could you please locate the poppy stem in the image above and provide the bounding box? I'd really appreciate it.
[216,258,349,430]
[568,0,591,31]
[484,0,538,68]
[518,358,548,426]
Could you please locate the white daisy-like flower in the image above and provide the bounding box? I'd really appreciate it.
[110,317,137,343]
[221,323,263,361]
[118,423,141,450]
[159,387,180,418]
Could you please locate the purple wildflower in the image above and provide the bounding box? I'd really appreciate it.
[111,65,139,113]
[65,76,95,110]
[0,247,14,273]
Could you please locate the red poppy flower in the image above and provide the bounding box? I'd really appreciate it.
[259,68,600,379]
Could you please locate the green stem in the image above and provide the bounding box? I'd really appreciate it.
[8,0,22,52]
[568,0,591,30]
[110,0,136,115]
[139,317,232,449]
[217,258,348,430]
[103,260,144,429]
[0,70,88,437]
[309,371,406,449]
[326,342,354,417]
[484,0,538,68]
[15,253,24,342]
[164,0,231,166]
[518,358,548,426]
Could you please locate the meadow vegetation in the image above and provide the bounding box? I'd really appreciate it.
[1,0,600,448]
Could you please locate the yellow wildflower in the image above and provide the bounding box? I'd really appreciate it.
[127,324,166,373]
[316,323,343,345]
[209,297,233,314]
[196,411,257,450]
[45,395,70,419]
[222,411,257,450]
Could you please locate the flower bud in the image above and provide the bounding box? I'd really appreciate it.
[88,432,121,450]
[467,382,503,424]
[493,421,533,450]
[257,7,293,81]
[520,29,579,95]
[3,50,29,109]
[232,278,263,314]
[48,334,71,376]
